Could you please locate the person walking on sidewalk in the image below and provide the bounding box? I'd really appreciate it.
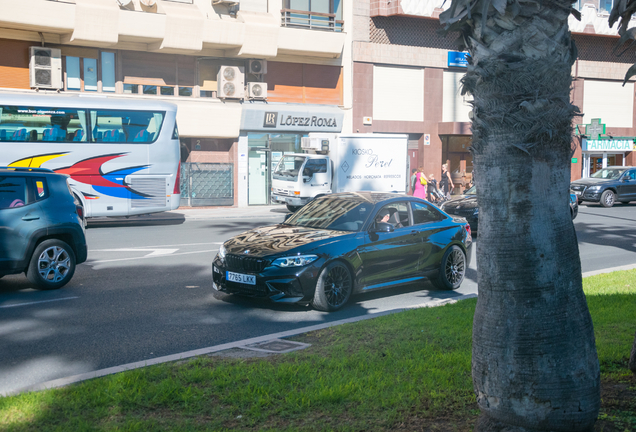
[427,173,438,202]
[439,164,454,199]
[413,167,428,200]
[410,168,418,195]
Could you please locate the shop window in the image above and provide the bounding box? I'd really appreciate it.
[179,87,193,97]
[63,51,115,93]
[282,0,343,31]
[160,86,175,96]
[123,84,139,94]
[143,85,157,95]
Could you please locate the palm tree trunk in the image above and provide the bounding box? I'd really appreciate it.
[441,0,600,430]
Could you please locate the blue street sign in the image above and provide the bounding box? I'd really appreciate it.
[448,51,469,68]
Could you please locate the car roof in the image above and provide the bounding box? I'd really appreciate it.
[0,166,65,177]
[0,91,177,112]
[319,191,417,204]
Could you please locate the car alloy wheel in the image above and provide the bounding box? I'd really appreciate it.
[312,261,352,312]
[601,190,615,208]
[27,239,76,290]
[432,245,466,290]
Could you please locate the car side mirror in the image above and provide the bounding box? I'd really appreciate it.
[371,222,394,233]
[303,175,312,183]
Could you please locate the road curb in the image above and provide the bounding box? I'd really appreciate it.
[4,293,478,397]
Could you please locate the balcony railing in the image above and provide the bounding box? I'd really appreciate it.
[281,9,343,32]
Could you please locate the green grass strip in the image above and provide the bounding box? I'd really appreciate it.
[1,270,634,431]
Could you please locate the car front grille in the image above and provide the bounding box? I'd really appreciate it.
[225,254,269,273]
[226,281,268,296]
[570,185,586,193]
[272,188,292,196]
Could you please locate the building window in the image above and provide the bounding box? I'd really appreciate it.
[63,51,116,93]
[282,0,343,31]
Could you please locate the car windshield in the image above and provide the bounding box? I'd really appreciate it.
[590,168,626,180]
[273,155,307,181]
[284,195,373,231]
[463,186,476,195]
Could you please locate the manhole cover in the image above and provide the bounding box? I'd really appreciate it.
[242,339,311,354]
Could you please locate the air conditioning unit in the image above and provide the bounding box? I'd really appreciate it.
[247,82,267,100]
[29,47,63,90]
[217,65,245,99]
[248,59,267,75]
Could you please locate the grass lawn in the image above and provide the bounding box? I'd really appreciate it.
[1,270,635,431]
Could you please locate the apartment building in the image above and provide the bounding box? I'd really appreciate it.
[352,0,636,189]
[0,0,351,207]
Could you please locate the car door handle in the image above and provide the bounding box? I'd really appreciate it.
[22,214,40,221]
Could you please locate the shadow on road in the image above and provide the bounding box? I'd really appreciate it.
[87,215,186,229]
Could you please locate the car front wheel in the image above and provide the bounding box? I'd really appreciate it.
[286,204,301,212]
[432,245,466,290]
[27,239,76,290]
[600,190,615,208]
[311,261,352,312]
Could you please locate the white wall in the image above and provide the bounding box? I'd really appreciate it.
[583,80,634,128]
[372,65,423,122]
[442,70,472,123]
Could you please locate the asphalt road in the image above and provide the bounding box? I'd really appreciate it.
[1,202,635,395]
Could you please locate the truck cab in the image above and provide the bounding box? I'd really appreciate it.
[271,153,332,211]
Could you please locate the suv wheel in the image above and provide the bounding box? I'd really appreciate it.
[27,240,77,290]
[600,190,615,208]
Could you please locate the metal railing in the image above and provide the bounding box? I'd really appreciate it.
[281,9,344,32]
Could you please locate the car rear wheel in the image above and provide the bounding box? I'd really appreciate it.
[600,190,615,208]
[311,261,352,312]
[432,245,466,290]
[27,239,76,290]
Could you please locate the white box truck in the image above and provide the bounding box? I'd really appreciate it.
[271,133,408,211]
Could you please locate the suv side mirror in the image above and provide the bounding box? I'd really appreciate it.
[371,222,394,233]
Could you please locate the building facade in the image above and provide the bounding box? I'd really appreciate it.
[0,0,352,207]
[352,0,636,191]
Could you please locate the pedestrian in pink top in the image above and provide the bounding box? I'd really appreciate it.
[413,167,428,200]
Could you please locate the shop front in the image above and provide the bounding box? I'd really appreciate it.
[580,138,634,178]
[239,103,345,206]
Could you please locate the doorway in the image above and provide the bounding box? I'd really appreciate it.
[590,155,616,175]
[247,133,303,205]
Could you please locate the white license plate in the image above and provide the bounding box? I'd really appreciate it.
[226,271,256,285]
[574,191,581,195]
[275,195,285,201]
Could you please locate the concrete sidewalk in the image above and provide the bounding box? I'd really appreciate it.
[88,204,290,223]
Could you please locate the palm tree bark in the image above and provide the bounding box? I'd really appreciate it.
[440,0,600,430]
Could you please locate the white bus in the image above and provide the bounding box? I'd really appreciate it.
[0,92,181,218]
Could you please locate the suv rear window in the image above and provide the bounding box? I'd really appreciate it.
[0,176,27,209]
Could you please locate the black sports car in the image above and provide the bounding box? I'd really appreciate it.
[212,192,472,311]
[570,166,636,207]
[441,186,579,231]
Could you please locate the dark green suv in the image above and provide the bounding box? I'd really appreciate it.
[0,167,87,289]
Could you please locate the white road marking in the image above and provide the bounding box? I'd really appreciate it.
[91,248,179,257]
[0,297,79,309]
[89,242,223,252]
[86,249,219,264]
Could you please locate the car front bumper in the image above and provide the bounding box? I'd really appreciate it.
[212,255,323,304]
[270,195,310,206]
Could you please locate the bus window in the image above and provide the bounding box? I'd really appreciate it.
[89,109,164,144]
[0,106,87,143]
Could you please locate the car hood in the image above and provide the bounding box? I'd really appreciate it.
[223,224,350,257]
[443,194,478,209]
[571,178,614,186]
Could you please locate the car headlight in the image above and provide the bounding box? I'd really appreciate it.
[272,254,319,268]
[587,186,602,192]
[218,244,227,262]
